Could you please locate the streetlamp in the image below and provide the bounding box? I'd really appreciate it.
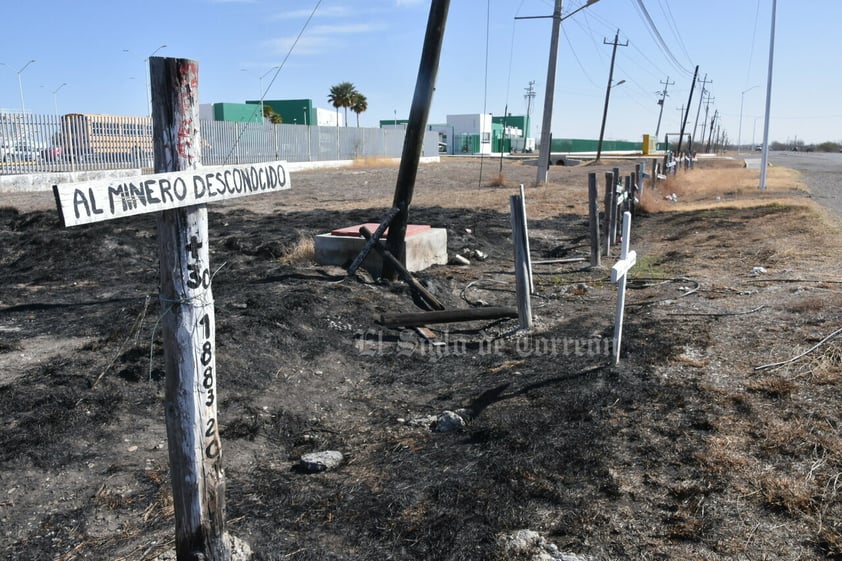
[17,59,36,114]
[52,82,67,119]
[394,109,397,128]
[241,66,279,122]
[737,85,759,152]
[302,105,308,126]
[125,45,166,116]
[596,78,624,161]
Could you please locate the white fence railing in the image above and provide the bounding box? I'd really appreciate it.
[0,112,435,176]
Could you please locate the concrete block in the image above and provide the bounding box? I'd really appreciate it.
[314,224,448,276]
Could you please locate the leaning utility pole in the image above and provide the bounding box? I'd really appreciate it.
[535,0,563,185]
[385,0,449,277]
[596,29,627,162]
[690,73,711,152]
[706,109,718,152]
[654,75,673,139]
[676,65,699,154]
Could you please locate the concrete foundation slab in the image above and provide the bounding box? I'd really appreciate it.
[314,224,448,276]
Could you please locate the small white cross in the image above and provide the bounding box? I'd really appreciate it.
[611,211,636,365]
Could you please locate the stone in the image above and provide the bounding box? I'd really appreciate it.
[299,450,344,472]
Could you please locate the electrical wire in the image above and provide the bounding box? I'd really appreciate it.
[657,0,693,67]
[629,0,693,77]
[223,0,322,164]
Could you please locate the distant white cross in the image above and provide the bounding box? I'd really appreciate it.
[611,211,636,365]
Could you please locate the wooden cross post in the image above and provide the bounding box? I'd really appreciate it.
[610,211,636,365]
[53,56,291,561]
[151,56,230,561]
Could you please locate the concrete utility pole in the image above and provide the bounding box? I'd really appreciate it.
[700,92,714,148]
[691,73,711,152]
[596,29,627,162]
[524,80,536,142]
[676,65,699,154]
[759,0,777,189]
[536,0,562,184]
[654,75,673,139]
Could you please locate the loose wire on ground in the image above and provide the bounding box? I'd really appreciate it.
[754,325,842,371]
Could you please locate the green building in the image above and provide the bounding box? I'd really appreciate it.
[246,99,314,126]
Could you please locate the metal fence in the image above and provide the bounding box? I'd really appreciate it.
[0,112,435,176]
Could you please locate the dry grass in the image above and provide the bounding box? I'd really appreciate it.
[351,156,400,168]
[638,164,810,214]
[279,233,315,265]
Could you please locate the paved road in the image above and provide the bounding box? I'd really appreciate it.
[762,151,842,217]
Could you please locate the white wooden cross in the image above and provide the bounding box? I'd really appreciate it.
[610,211,636,365]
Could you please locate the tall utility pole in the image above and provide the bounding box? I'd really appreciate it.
[759,0,777,189]
[536,0,562,184]
[654,75,673,139]
[690,73,712,152]
[676,65,699,154]
[596,29,627,162]
[524,80,536,142]
[385,0,449,276]
[700,92,714,148]
[707,109,718,152]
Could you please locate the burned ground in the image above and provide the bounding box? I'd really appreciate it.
[1,156,841,560]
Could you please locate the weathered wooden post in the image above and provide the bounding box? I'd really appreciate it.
[651,158,658,189]
[603,171,614,256]
[611,211,637,365]
[53,59,291,561]
[588,173,601,267]
[610,167,620,245]
[150,56,230,561]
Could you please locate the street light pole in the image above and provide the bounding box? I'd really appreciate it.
[759,0,776,190]
[596,29,627,162]
[146,45,166,116]
[17,59,36,114]
[738,85,759,152]
[52,82,67,119]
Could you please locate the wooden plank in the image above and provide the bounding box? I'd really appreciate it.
[359,226,445,311]
[53,160,290,227]
[379,307,518,327]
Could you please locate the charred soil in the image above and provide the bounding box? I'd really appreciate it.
[1,156,841,560]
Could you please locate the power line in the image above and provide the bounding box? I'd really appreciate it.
[657,0,693,66]
[630,0,693,77]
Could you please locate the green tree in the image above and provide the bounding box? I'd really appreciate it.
[263,105,283,124]
[350,92,368,128]
[328,81,357,127]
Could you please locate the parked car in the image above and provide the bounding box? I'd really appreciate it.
[41,145,63,162]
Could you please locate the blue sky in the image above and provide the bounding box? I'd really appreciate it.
[1,0,838,145]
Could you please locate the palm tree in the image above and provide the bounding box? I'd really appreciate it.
[263,105,283,124]
[328,81,356,127]
[350,92,368,128]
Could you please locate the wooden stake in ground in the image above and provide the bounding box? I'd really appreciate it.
[150,56,231,561]
[611,211,637,365]
[588,173,601,267]
[53,56,290,561]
